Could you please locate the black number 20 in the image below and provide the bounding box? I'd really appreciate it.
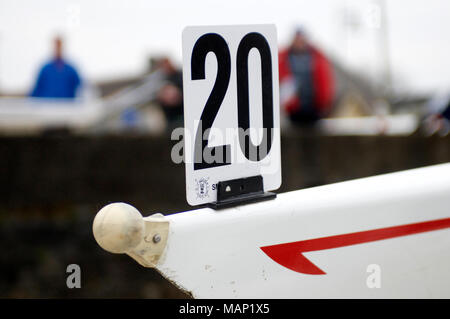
[191,32,274,171]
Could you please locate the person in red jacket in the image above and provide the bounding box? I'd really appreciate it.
[279,28,334,125]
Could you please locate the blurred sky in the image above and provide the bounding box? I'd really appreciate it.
[0,0,449,95]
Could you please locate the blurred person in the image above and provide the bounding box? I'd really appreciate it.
[156,57,184,131]
[30,36,82,99]
[423,91,450,136]
[279,28,334,126]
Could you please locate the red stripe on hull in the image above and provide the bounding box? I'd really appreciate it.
[260,217,450,275]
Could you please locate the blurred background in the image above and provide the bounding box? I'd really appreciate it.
[0,0,449,298]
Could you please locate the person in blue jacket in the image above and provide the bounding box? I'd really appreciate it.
[30,36,81,99]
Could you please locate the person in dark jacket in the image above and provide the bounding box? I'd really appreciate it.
[156,57,184,131]
[424,91,450,135]
[30,36,81,99]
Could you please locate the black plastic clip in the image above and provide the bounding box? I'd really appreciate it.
[207,175,276,210]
